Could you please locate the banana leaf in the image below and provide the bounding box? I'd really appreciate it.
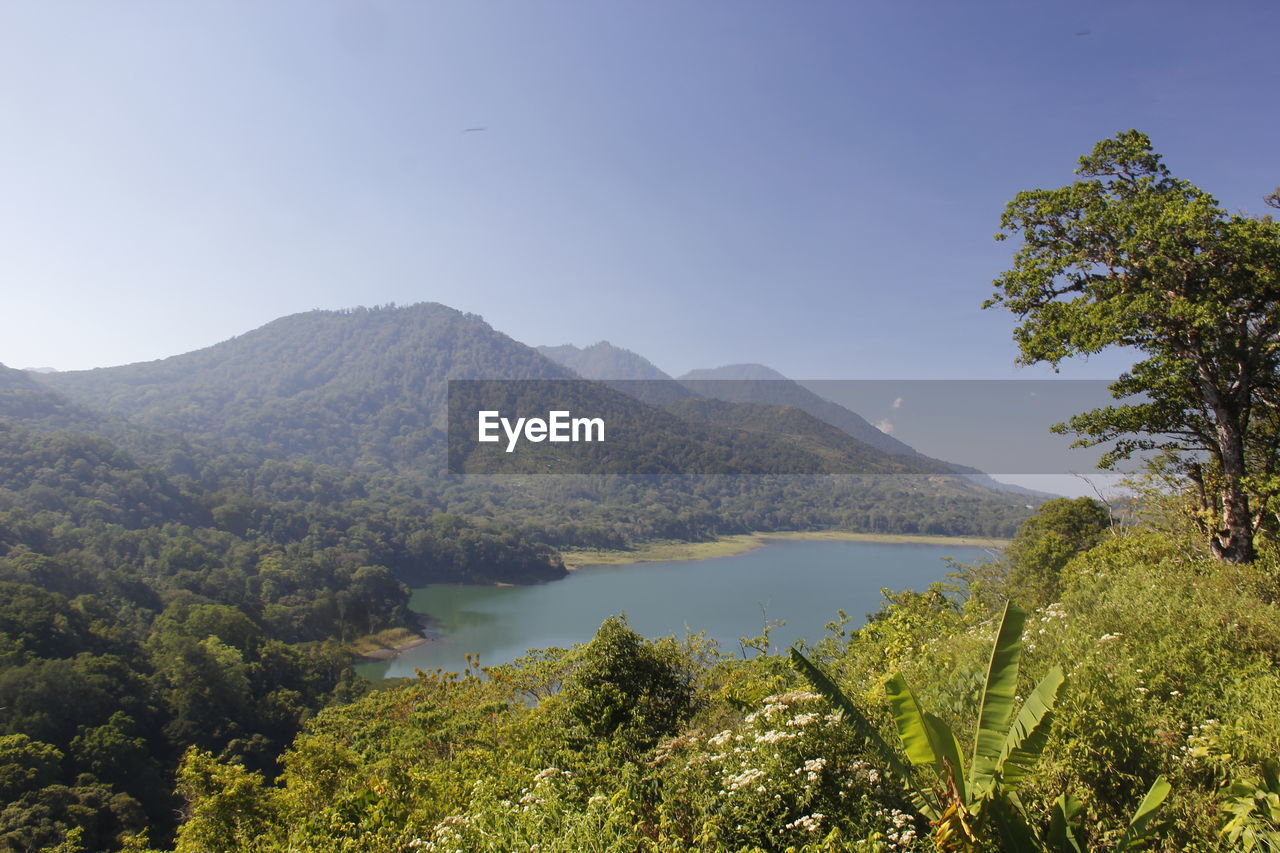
[790,648,938,821]
[885,672,966,801]
[995,666,1066,790]
[970,601,1027,791]
[1115,775,1170,851]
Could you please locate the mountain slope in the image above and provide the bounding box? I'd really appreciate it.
[537,342,673,382]
[0,363,107,431]
[37,304,576,469]
[538,341,694,406]
[663,398,952,475]
[678,364,922,457]
[25,304,1036,538]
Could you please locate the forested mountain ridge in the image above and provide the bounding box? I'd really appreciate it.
[536,341,675,382]
[662,398,953,475]
[677,363,1047,495]
[31,306,1026,490]
[36,304,576,470]
[0,363,109,433]
[678,363,924,458]
[538,348,981,478]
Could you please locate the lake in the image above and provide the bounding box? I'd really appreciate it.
[358,538,993,679]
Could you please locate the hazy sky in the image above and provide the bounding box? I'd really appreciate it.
[3,1,1276,378]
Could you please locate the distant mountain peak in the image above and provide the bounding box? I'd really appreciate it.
[679,364,789,381]
[537,341,672,382]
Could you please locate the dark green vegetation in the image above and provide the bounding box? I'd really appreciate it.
[0,304,1033,847]
[159,495,1280,851]
[987,130,1280,563]
[0,417,569,849]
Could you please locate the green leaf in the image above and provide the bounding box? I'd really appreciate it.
[1046,792,1085,853]
[970,602,1027,791]
[924,711,967,802]
[885,672,942,769]
[886,672,967,801]
[1115,775,1171,851]
[996,666,1067,790]
[789,648,937,821]
[986,792,1044,853]
[1263,758,1280,795]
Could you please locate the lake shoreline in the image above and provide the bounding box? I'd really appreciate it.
[358,533,1006,668]
[560,530,1007,570]
[351,617,439,663]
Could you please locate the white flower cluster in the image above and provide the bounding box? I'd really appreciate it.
[744,691,822,724]
[849,759,882,789]
[1040,602,1068,620]
[754,729,799,745]
[707,729,735,748]
[411,813,472,853]
[876,806,918,849]
[1181,719,1219,762]
[791,757,828,784]
[784,812,826,833]
[723,767,768,793]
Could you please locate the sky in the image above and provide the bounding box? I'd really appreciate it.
[2,1,1277,381]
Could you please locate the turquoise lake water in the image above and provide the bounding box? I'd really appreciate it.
[359,538,992,679]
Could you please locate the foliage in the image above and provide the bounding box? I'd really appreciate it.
[987,130,1280,562]
[1220,758,1280,852]
[1006,497,1111,607]
[796,601,1172,851]
[561,617,700,753]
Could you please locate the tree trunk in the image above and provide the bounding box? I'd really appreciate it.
[1211,412,1256,563]
[1213,477,1257,563]
[1199,367,1256,563]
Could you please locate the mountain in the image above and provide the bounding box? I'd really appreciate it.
[37,304,576,469]
[537,342,673,381]
[26,303,1036,536]
[677,364,1055,496]
[538,341,694,406]
[678,363,924,457]
[37,311,933,478]
[0,363,109,431]
[663,398,951,475]
[537,351,948,470]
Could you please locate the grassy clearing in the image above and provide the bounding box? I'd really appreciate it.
[560,535,764,569]
[560,530,1007,569]
[349,627,427,659]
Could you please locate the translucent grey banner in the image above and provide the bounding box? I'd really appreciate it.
[448,379,1143,478]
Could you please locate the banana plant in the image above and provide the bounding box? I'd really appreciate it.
[1219,758,1280,851]
[791,601,1170,851]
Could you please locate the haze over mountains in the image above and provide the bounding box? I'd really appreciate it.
[6,303,1037,542]
[22,305,966,480]
[536,340,1036,493]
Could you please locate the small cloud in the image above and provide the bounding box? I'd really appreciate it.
[875,419,895,435]
[891,397,904,409]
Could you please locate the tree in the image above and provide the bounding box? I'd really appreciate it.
[987,130,1280,562]
[1007,497,1110,606]
[561,617,699,752]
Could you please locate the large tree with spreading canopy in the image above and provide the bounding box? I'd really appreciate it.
[987,130,1280,563]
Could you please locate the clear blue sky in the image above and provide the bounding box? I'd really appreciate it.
[3,1,1276,378]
